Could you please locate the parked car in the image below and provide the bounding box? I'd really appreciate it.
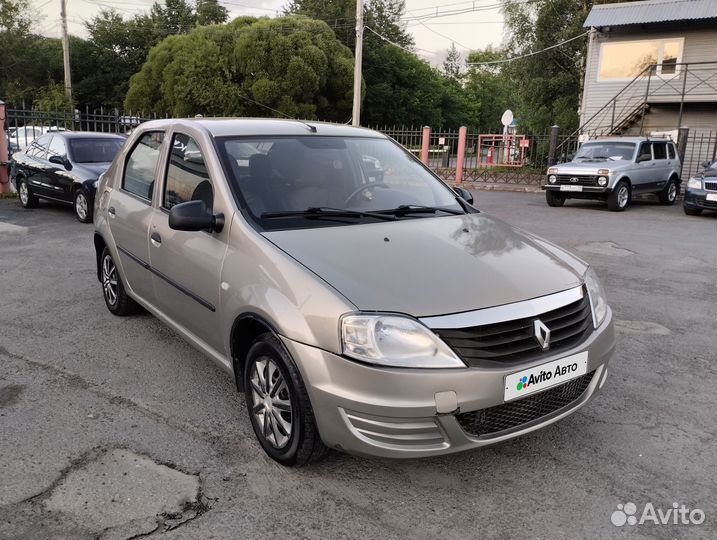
[543,137,681,211]
[94,118,615,466]
[7,125,67,153]
[12,131,125,222]
[684,160,717,215]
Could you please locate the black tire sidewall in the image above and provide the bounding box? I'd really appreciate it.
[74,188,93,223]
[18,179,37,208]
[546,190,565,207]
[243,336,307,466]
[609,181,630,211]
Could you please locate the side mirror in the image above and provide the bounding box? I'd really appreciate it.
[49,154,72,170]
[637,153,651,163]
[453,186,474,205]
[168,200,224,233]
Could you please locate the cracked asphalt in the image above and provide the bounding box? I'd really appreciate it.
[0,192,715,540]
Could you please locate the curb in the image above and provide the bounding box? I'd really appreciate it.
[446,181,543,193]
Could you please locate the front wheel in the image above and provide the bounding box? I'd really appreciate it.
[244,333,327,466]
[18,178,39,209]
[658,178,678,205]
[545,190,566,207]
[608,180,630,211]
[74,188,93,223]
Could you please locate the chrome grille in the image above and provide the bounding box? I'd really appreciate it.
[456,371,595,438]
[704,181,717,191]
[555,175,598,186]
[434,294,593,367]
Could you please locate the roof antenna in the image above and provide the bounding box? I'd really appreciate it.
[297,120,317,133]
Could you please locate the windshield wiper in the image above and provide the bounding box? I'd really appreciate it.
[261,207,396,221]
[376,204,464,216]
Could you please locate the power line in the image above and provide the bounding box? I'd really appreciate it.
[405,10,473,50]
[465,31,589,65]
[364,25,434,57]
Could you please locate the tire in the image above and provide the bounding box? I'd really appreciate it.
[658,178,678,205]
[73,188,93,223]
[608,180,630,211]
[683,206,702,216]
[100,247,138,316]
[18,178,39,209]
[545,190,566,207]
[244,333,327,466]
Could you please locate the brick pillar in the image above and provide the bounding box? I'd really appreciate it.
[455,126,467,184]
[420,126,431,166]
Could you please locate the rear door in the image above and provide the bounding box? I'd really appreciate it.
[45,135,74,202]
[148,130,229,354]
[106,131,166,305]
[21,134,53,197]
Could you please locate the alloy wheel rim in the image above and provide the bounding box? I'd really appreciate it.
[668,183,677,201]
[618,186,628,207]
[102,255,118,306]
[249,356,293,449]
[19,183,28,205]
[76,193,87,220]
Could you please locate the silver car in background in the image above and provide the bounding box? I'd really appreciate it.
[94,119,615,466]
[543,137,681,211]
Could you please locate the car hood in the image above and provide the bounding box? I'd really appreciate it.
[73,162,112,179]
[263,214,587,317]
[554,160,630,175]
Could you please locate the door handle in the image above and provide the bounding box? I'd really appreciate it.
[150,232,162,246]
[108,206,116,217]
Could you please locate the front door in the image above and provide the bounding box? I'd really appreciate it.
[633,142,657,192]
[148,130,229,354]
[45,135,74,202]
[107,131,166,305]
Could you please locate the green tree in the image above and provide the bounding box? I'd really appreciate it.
[465,46,512,131]
[196,0,229,25]
[125,16,354,121]
[34,80,73,112]
[442,42,463,84]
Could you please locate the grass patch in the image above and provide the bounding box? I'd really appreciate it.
[0,190,18,199]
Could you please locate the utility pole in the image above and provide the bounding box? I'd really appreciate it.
[60,0,72,101]
[351,0,364,126]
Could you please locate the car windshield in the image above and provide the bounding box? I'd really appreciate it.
[69,138,124,163]
[574,142,635,161]
[216,136,465,229]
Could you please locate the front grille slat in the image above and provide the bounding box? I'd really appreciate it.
[556,175,598,186]
[704,181,717,191]
[457,371,595,438]
[434,293,593,367]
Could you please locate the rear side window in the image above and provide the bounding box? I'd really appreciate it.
[123,132,165,202]
[653,142,667,160]
[163,133,212,210]
[668,144,676,159]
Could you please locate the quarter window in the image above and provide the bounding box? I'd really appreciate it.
[123,132,165,202]
[163,133,213,210]
[667,144,676,159]
[598,38,684,80]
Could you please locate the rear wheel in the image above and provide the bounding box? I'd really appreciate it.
[608,180,630,211]
[18,178,39,209]
[683,206,702,216]
[74,188,93,223]
[545,190,566,207]
[658,178,678,205]
[244,333,327,466]
[100,247,138,316]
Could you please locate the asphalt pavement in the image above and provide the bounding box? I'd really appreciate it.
[0,192,715,540]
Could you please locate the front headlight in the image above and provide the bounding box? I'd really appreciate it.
[597,176,608,186]
[341,314,465,368]
[548,175,557,184]
[584,267,608,328]
[687,178,702,190]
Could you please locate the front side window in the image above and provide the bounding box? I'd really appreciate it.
[163,133,212,210]
[638,143,652,161]
[69,138,124,163]
[217,136,465,230]
[123,132,165,202]
[26,134,52,158]
[598,38,683,80]
[47,136,67,160]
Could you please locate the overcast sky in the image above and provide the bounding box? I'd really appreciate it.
[30,0,507,65]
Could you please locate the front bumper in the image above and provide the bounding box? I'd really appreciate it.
[283,308,615,458]
[542,184,611,194]
[684,189,717,211]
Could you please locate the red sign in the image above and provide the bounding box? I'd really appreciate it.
[520,138,530,148]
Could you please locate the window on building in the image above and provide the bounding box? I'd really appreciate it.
[598,38,684,80]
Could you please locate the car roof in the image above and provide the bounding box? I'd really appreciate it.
[586,137,673,143]
[135,117,388,139]
[50,131,125,140]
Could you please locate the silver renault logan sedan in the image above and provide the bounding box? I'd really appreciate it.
[93,119,615,466]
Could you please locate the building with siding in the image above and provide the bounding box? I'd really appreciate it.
[579,0,717,176]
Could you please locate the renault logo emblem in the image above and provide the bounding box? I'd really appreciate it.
[533,319,551,350]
